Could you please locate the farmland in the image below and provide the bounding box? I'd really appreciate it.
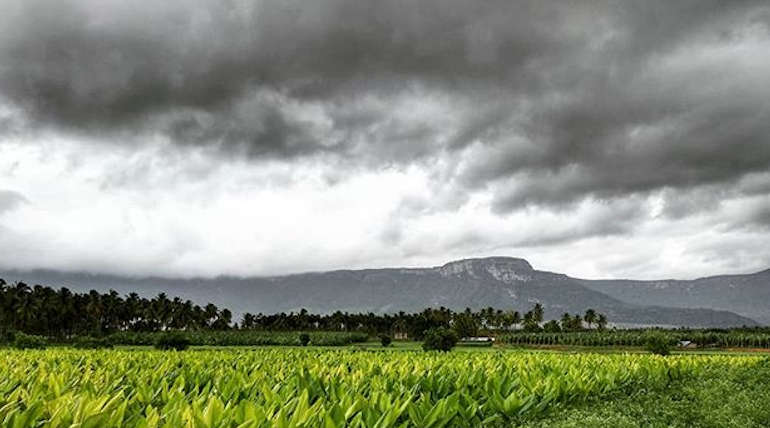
[104,331,369,347]
[499,329,770,349]
[1,348,767,427]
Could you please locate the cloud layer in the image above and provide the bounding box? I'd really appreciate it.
[1,0,770,278]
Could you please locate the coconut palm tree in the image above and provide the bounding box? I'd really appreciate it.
[584,309,597,329]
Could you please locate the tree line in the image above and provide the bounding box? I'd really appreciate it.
[0,280,232,337]
[0,279,607,339]
[239,305,608,338]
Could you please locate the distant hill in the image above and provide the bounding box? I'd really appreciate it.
[1,257,762,327]
[578,269,770,325]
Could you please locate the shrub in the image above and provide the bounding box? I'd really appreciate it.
[154,332,191,351]
[2,329,17,344]
[379,334,392,347]
[422,327,458,352]
[72,336,113,349]
[645,333,672,356]
[299,333,311,346]
[13,332,47,349]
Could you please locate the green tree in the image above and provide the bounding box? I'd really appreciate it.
[543,320,561,332]
[299,333,311,346]
[572,314,583,330]
[522,311,541,332]
[645,332,672,356]
[596,314,608,331]
[533,303,544,323]
[422,327,458,352]
[379,334,392,347]
[453,313,479,338]
[584,309,597,329]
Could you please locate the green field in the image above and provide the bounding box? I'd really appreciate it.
[1,347,768,427]
[104,331,369,347]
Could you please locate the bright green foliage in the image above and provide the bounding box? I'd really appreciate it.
[521,358,770,428]
[0,349,760,427]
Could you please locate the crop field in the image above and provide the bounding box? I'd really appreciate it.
[499,330,770,349]
[104,331,369,347]
[1,349,766,427]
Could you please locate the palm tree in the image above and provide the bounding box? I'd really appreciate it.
[584,309,597,329]
[572,314,583,330]
[532,303,544,323]
[596,314,608,331]
[204,304,219,328]
[241,313,256,329]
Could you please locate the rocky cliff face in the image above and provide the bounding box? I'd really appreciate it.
[437,258,534,282]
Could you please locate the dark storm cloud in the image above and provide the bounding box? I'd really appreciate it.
[2,0,770,209]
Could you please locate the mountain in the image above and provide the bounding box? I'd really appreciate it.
[578,269,770,325]
[0,257,762,327]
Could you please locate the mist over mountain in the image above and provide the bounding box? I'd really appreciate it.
[2,257,763,328]
[579,269,770,325]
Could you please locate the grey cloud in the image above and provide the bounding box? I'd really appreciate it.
[749,204,770,229]
[658,188,726,220]
[729,198,770,231]
[0,190,27,213]
[511,197,650,248]
[2,0,770,211]
[0,2,652,142]
[0,0,567,154]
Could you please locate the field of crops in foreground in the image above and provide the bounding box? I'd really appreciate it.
[0,349,762,428]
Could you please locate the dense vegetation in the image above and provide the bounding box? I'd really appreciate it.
[0,279,605,341]
[5,278,770,351]
[0,280,233,337]
[106,331,368,347]
[421,327,459,352]
[500,329,770,348]
[2,348,758,427]
[521,359,770,427]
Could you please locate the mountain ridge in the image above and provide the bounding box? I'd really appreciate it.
[1,256,766,327]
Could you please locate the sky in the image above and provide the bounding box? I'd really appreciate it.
[1,0,770,280]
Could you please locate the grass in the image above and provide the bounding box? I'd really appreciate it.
[15,339,769,358]
[349,341,770,355]
[106,341,770,356]
[522,358,770,428]
[351,340,494,351]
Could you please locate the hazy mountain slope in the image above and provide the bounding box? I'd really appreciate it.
[0,257,759,327]
[578,269,770,324]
